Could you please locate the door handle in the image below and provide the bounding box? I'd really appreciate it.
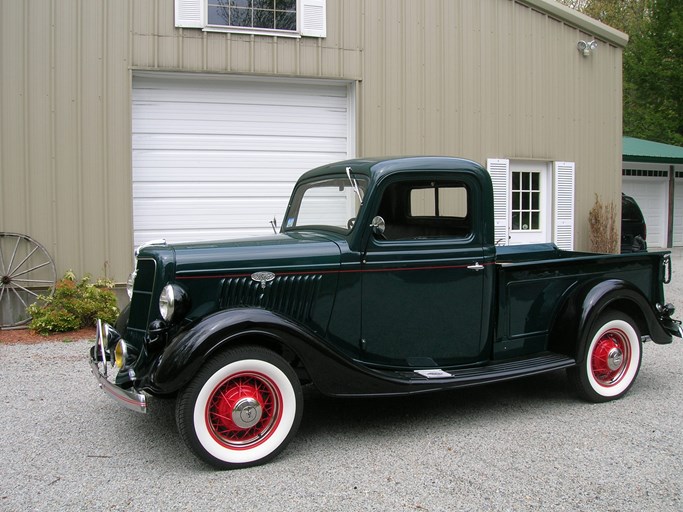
[467,262,484,271]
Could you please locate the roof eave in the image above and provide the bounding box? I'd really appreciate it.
[624,156,683,164]
[522,0,629,47]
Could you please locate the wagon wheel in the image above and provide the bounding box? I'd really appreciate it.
[0,233,57,328]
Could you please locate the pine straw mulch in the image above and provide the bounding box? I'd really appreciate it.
[0,326,96,345]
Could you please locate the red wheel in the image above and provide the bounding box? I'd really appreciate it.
[176,346,302,469]
[206,371,282,450]
[589,329,631,388]
[569,311,642,402]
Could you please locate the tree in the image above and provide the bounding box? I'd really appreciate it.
[558,0,683,146]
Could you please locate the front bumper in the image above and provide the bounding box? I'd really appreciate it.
[89,319,147,414]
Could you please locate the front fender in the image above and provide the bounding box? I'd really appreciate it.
[549,279,673,362]
[144,308,307,394]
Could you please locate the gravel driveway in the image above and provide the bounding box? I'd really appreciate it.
[1,252,682,512]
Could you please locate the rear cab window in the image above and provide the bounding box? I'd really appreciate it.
[377,180,472,240]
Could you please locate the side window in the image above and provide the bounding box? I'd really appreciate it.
[377,180,471,240]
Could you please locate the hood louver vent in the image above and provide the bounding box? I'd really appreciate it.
[220,274,323,322]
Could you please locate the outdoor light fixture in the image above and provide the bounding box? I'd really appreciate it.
[577,40,598,57]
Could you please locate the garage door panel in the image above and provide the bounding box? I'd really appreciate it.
[133,154,340,183]
[132,86,349,107]
[132,134,347,152]
[133,115,347,137]
[133,102,348,123]
[134,168,304,183]
[134,81,348,108]
[133,228,280,247]
[134,182,295,198]
[136,152,339,178]
[134,198,288,226]
[623,178,667,248]
[674,179,683,246]
[133,73,352,246]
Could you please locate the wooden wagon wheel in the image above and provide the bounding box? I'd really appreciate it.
[0,233,57,328]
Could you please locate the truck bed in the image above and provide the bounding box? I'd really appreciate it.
[493,243,669,357]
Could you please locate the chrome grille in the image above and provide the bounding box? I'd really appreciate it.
[128,258,157,330]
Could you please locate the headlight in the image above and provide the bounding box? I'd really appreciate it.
[114,340,129,370]
[159,283,189,322]
[126,271,137,300]
[159,284,175,321]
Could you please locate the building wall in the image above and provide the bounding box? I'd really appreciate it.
[0,0,625,282]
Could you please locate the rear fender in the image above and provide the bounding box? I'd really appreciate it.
[548,279,672,363]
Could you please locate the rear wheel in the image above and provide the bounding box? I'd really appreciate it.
[176,346,303,469]
[568,311,642,402]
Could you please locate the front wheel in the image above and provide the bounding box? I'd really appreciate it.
[568,311,642,402]
[176,346,303,469]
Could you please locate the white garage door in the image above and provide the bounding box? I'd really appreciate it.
[132,72,354,247]
[674,178,683,246]
[623,177,668,249]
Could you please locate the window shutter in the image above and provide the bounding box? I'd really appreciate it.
[175,0,204,28]
[487,158,510,246]
[553,161,575,250]
[301,0,327,37]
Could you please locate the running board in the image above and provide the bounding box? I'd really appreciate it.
[325,353,576,398]
[387,353,575,389]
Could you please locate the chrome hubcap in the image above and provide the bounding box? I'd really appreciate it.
[231,397,263,429]
[607,347,623,371]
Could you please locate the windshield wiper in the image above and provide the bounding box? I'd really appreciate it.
[346,166,363,205]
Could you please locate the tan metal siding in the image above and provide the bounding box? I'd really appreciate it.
[359,0,623,250]
[0,0,625,285]
[1,0,134,281]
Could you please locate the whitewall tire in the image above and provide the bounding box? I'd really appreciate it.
[176,346,303,469]
[569,311,642,402]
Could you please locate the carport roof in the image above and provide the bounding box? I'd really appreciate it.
[623,136,683,164]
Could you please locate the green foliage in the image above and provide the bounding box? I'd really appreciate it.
[27,272,119,335]
[558,0,683,146]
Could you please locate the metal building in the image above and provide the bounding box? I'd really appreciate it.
[0,0,628,286]
[622,137,683,249]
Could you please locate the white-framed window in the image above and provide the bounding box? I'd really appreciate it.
[511,169,543,232]
[486,158,575,250]
[175,0,326,38]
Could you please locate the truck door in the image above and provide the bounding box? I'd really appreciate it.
[360,176,489,367]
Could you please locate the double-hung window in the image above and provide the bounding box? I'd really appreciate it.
[208,0,297,32]
[175,0,326,38]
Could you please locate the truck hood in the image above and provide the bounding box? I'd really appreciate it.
[169,232,343,277]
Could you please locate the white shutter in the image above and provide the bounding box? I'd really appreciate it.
[175,0,204,28]
[553,161,575,250]
[487,158,510,246]
[301,0,326,37]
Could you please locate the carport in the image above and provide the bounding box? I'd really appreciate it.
[622,137,683,248]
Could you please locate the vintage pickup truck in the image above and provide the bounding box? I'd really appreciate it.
[90,156,681,469]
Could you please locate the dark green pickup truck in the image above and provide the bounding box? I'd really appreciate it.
[90,156,681,469]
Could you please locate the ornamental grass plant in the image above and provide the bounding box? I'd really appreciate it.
[589,194,619,254]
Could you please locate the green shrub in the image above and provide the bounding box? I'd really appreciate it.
[27,272,119,335]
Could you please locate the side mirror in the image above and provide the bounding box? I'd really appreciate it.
[371,216,386,236]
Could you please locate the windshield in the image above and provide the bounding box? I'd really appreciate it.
[284,176,368,234]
